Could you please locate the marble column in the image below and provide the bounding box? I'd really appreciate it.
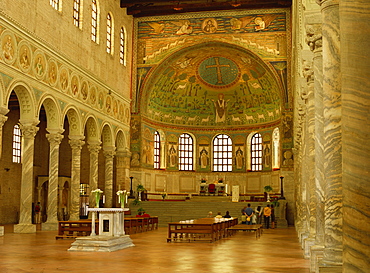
[303,23,323,258]
[14,122,39,233]
[340,0,370,271]
[309,21,326,272]
[319,0,343,270]
[87,142,101,208]
[0,109,9,158]
[68,137,85,221]
[103,148,116,208]
[42,131,64,231]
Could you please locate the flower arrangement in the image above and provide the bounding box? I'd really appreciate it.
[116,190,129,208]
[91,189,103,208]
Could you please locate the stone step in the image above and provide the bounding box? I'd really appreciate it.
[127,199,288,228]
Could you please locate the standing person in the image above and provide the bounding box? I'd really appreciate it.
[207,211,213,218]
[271,204,276,228]
[34,202,41,224]
[245,203,254,225]
[255,205,263,224]
[263,204,271,229]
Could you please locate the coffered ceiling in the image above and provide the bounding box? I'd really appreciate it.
[120,0,292,17]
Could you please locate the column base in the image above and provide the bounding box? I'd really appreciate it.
[310,245,324,272]
[14,223,36,233]
[303,237,315,259]
[42,222,59,231]
[318,265,342,273]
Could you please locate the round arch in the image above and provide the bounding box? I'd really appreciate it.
[139,41,283,128]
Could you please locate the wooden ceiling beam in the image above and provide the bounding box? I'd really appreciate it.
[121,0,291,17]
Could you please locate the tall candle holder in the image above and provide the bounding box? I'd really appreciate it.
[129,176,135,199]
[279,176,286,200]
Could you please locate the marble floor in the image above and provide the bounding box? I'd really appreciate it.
[0,225,310,273]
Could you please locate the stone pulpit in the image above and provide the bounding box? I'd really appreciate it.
[68,208,134,252]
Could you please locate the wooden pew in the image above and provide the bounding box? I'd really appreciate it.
[227,224,263,239]
[56,220,99,239]
[167,218,237,243]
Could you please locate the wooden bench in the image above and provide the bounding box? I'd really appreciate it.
[227,224,263,239]
[56,220,99,239]
[167,218,238,243]
[167,224,216,243]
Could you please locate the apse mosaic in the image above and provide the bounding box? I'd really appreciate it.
[135,9,290,129]
[140,42,282,128]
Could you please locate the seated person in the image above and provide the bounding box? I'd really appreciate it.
[223,211,232,218]
[136,211,143,217]
[142,211,150,217]
[215,212,223,218]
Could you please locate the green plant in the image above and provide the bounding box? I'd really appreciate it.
[264,185,273,192]
[137,207,145,214]
[272,200,280,207]
[137,184,145,192]
[132,199,141,206]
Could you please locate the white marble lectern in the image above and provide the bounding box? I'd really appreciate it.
[68,208,134,252]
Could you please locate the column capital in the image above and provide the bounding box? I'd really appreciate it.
[0,114,8,126]
[88,142,102,154]
[0,107,9,116]
[316,0,339,9]
[46,132,64,146]
[305,24,322,52]
[103,149,116,159]
[116,149,132,158]
[69,137,85,150]
[19,123,39,139]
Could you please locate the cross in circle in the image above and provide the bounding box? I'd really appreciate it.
[205,57,230,84]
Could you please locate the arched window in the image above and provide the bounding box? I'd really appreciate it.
[73,0,81,27]
[154,131,160,169]
[213,134,232,172]
[178,133,193,171]
[120,27,126,65]
[251,133,262,171]
[12,124,21,163]
[50,0,60,11]
[272,127,280,169]
[106,13,113,54]
[91,0,98,42]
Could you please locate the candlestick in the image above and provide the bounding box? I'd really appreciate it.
[103,195,105,203]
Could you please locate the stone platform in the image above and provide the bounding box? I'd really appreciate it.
[68,235,134,252]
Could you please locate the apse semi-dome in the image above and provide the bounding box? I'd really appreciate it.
[140,42,282,128]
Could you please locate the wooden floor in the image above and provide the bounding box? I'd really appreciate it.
[0,224,310,273]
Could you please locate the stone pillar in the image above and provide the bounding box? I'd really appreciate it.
[14,122,39,233]
[87,142,101,208]
[116,150,132,191]
[68,137,85,221]
[307,20,326,271]
[42,131,64,231]
[58,186,64,220]
[0,109,9,158]
[303,23,323,258]
[318,0,343,271]
[340,0,370,271]
[103,147,116,208]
